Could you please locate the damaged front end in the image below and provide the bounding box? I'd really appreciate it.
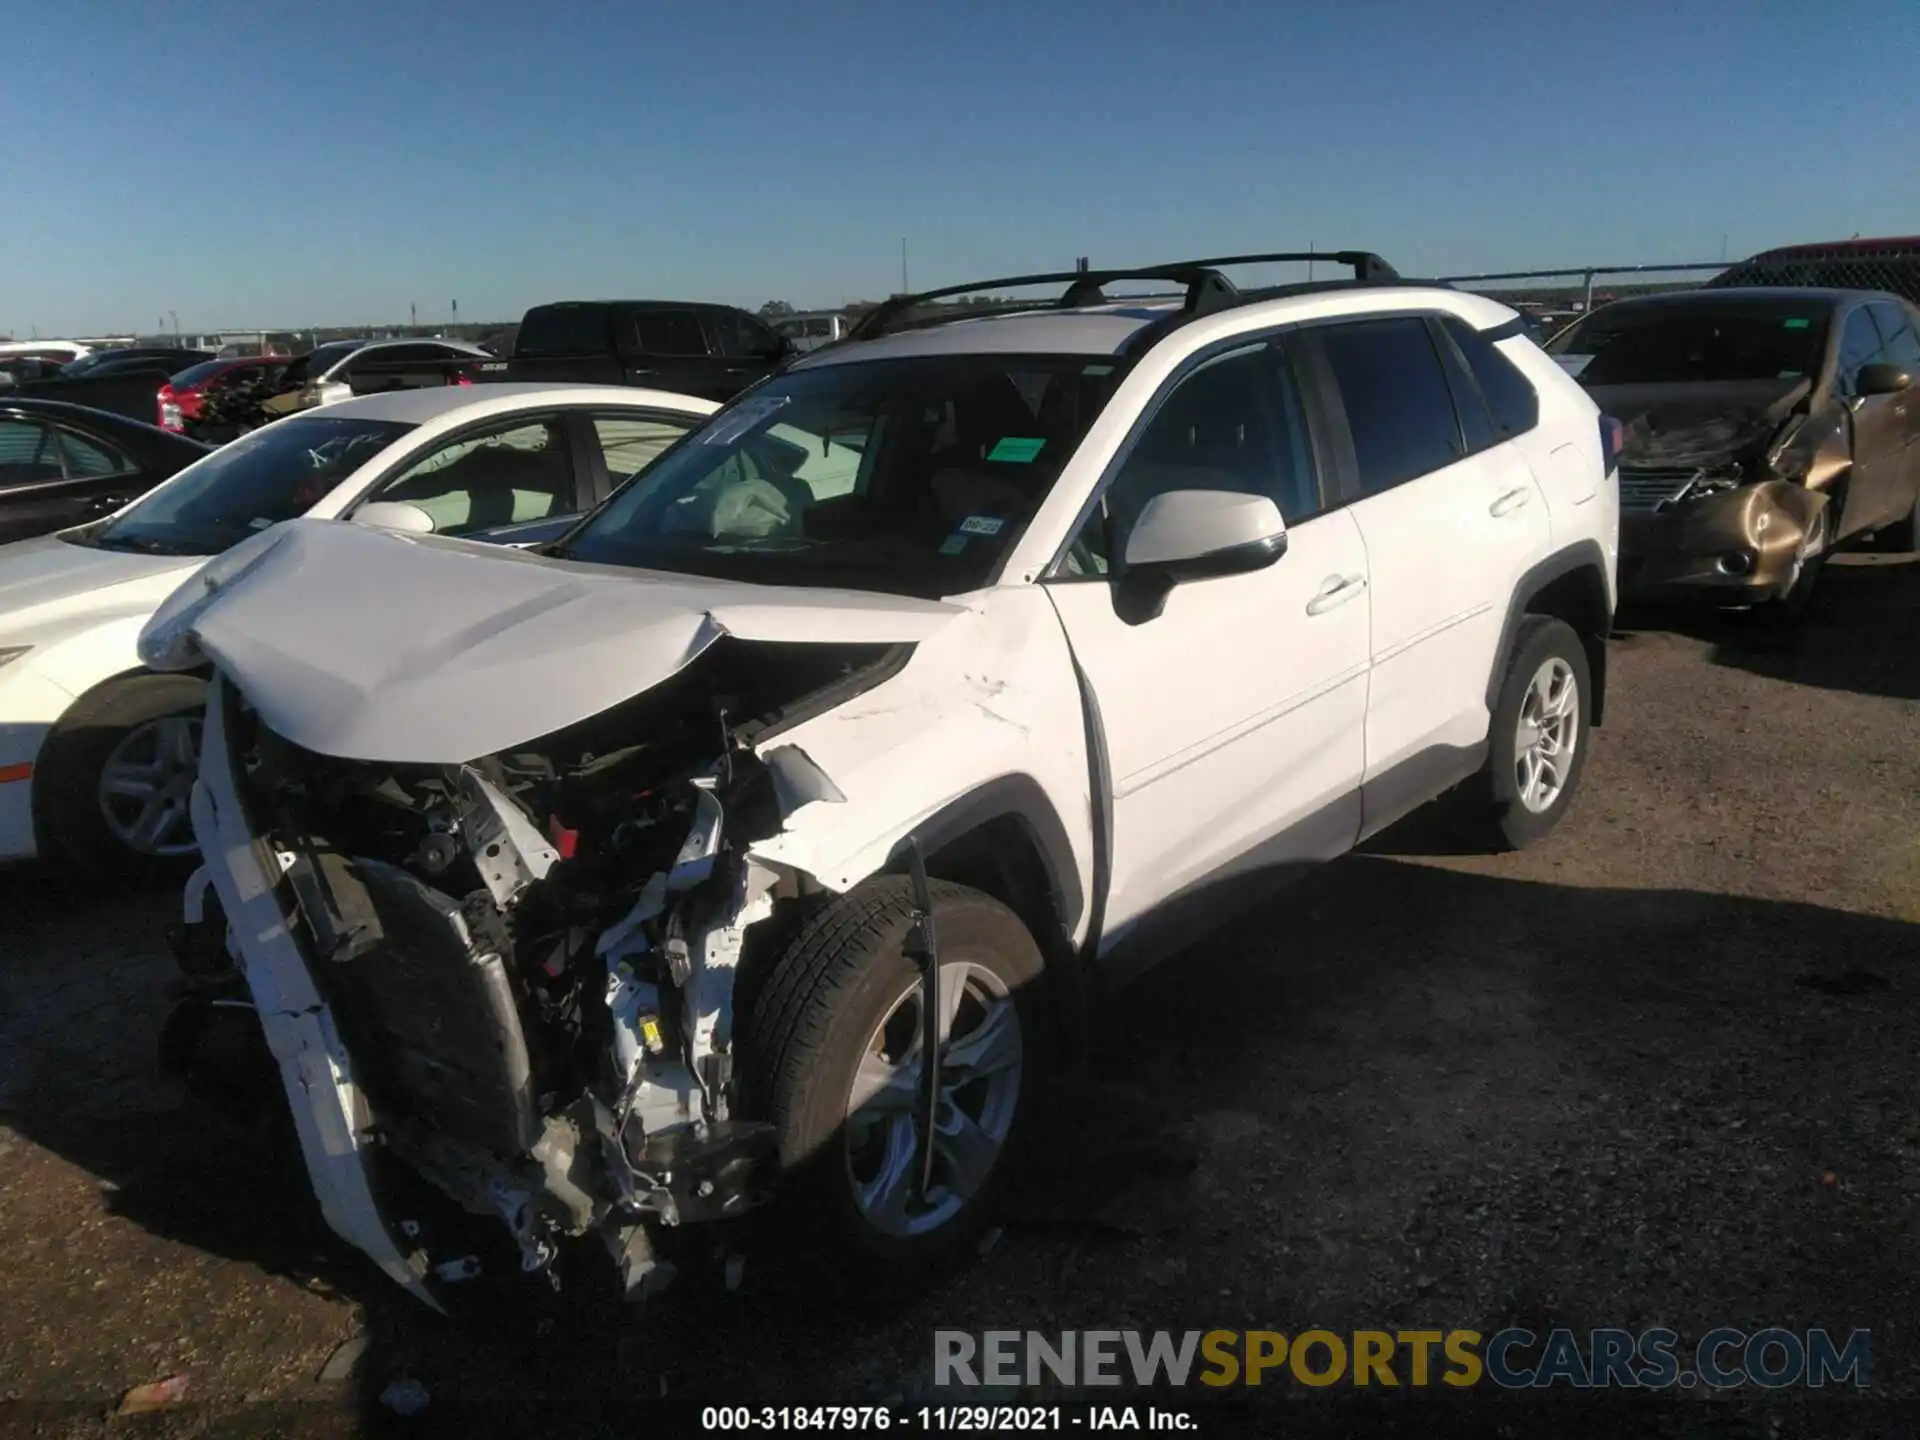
[177,635,902,1309]
[1610,404,1847,602]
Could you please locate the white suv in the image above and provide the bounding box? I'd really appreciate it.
[147,252,1620,1310]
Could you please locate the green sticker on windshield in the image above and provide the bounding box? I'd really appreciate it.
[1783,318,1811,329]
[988,436,1046,463]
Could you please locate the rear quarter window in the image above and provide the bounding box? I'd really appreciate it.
[1444,318,1540,438]
[516,307,612,357]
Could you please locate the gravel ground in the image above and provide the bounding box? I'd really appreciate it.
[1,553,1916,1439]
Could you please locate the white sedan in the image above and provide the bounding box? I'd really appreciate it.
[0,382,715,875]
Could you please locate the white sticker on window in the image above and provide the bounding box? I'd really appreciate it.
[958,514,1004,536]
[701,394,791,446]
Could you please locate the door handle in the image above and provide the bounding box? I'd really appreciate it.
[1306,573,1367,615]
[1490,487,1533,517]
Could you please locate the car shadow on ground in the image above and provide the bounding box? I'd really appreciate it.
[4,849,1917,1435]
[1616,552,1920,702]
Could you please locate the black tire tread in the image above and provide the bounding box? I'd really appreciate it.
[742,875,970,1136]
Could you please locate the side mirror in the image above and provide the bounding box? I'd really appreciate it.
[353,501,436,534]
[1857,362,1912,398]
[1113,489,1288,624]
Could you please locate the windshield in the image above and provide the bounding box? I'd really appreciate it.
[1549,302,1832,385]
[560,353,1130,597]
[82,416,414,556]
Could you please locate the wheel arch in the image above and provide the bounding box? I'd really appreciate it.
[30,663,211,857]
[1491,541,1613,726]
[875,775,1090,1057]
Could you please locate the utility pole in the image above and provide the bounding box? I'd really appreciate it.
[169,310,179,339]
[451,299,459,335]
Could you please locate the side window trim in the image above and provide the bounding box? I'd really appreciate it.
[1427,316,1500,457]
[1038,326,1333,583]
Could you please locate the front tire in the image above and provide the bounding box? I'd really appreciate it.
[740,877,1045,1271]
[34,673,208,881]
[1465,616,1592,851]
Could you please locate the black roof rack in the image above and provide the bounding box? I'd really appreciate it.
[846,251,1401,345]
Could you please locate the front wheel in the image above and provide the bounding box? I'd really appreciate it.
[1463,616,1592,852]
[740,877,1045,1270]
[34,673,208,881]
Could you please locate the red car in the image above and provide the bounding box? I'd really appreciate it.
[157,355,290,442]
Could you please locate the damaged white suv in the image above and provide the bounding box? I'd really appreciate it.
[146,252,1619,1311]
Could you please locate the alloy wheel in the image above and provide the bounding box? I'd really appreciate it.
[843,961,1024,1238]
[97,715,203,856]
[1514,658,1580,815]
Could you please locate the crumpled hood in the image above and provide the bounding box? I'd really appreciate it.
[138,518,967,764]
[1586,378,1811,469]
[0,532,201,638]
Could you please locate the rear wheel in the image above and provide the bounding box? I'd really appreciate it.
[35,673,208,881]
[741,877,1045,1270]
[1462,616,1592,852]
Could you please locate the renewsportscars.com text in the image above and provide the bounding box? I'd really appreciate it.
[935,1327,1871,1390]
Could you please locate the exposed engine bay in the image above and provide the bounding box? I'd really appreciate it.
[174,636,906,1301]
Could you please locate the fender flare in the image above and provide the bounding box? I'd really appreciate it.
[1487,540,1613,725]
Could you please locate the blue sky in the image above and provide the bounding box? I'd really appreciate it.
[4,0,1916,335]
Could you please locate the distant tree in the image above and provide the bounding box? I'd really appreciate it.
[759,300,796,318]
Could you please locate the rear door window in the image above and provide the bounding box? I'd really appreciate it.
[516,307,611,357]
[55,427,131,477]
[592,413,701,486]
[632,310,709,357]
[1318,317,1466,496]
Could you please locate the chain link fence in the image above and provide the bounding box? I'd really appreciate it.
[1437,245,1920,331]
[1704,245,1920,305]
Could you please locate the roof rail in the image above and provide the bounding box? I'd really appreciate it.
[847,251,1400,342]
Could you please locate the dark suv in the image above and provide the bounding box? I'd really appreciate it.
[499,300,794,402]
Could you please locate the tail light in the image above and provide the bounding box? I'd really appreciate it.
[156,382,189,432]
[1598,414,1625,475]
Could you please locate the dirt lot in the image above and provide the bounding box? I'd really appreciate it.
[2,554,1917,1438]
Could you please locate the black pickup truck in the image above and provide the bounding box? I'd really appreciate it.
[485,300,794,402]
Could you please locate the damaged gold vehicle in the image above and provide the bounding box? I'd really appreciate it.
[1548,287,1920,616]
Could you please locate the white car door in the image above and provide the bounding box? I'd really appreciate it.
[1042,339,1372,948]
[1305,316,1550,825]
